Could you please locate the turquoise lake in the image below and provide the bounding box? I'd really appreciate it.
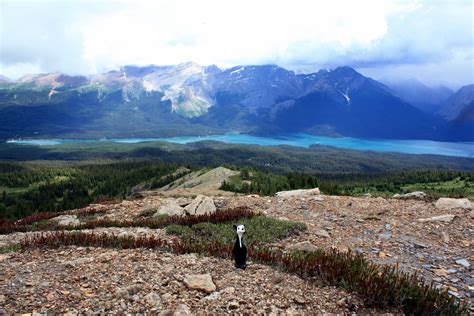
[6,133,474,158]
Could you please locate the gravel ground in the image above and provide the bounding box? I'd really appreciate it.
[0,247,391,314]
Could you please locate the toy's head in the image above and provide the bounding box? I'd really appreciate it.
[233,224,246,235]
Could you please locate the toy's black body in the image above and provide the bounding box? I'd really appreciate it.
[233,237,247,269]
[232,224,247,269]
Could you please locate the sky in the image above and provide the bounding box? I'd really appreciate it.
[0,0,473,88]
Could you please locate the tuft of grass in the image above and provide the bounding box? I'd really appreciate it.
[166,215,306,245]
[0,244,21,253]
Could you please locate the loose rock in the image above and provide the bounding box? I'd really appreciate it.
[183,273,216,293]
[418,214,456,223]
[455,259,470,268]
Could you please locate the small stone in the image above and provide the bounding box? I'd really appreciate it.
[229,300,240,309]
[418,214,456,223]
[293,295,306,304]
[440,232,450,243]
[432,268,449,277]
[222,287,235,294]
[448,290,461,299]
[378,232,391,240]
[414,242,429,249]
[201,291,220,301]
[336,298,347,307]
[46,292,55,301]
[455,258,470,268]
[378,251,387,258]
[352,248,363,255]
[145,291,162,308]
[287,241,318,252]
[173,304,192,316]
[315,228,330,238]
[183,273,216,293]
[162,293,172,301]
[369,248,380,254]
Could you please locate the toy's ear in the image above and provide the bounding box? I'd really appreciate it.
[233,224,237,230]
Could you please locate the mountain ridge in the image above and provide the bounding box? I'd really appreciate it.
[0,63,472,141]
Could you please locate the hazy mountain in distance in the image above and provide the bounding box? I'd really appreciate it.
[441,84,474,141]
[384,78,453,113]
[441,84,474,120]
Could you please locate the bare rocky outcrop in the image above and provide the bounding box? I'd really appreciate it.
[158,167,240,196]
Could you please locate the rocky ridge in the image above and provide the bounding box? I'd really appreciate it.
[0,189,473,313]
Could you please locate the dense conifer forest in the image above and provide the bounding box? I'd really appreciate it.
[1,158,472,221]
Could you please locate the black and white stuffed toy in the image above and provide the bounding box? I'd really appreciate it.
[232,224,247,269]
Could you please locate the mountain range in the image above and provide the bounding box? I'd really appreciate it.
[0,62,472,141]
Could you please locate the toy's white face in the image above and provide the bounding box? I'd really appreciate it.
[236,224,245,234]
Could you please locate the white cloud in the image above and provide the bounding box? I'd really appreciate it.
[0,0,473,87]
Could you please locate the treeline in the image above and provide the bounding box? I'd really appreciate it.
[317,170,473,196]
[220,169,474,197]
[0,161,180,220]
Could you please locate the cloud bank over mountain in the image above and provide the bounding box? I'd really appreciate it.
[1,0,472,88]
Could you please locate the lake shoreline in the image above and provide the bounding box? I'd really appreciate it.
[4,133,474,158]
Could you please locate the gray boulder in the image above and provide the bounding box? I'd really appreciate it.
[393,191,427,200]
[51,215,80,226]
[154,199,186,217]
[184,195,216,215]
[275,188,320,198]
[435,198,472,210]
